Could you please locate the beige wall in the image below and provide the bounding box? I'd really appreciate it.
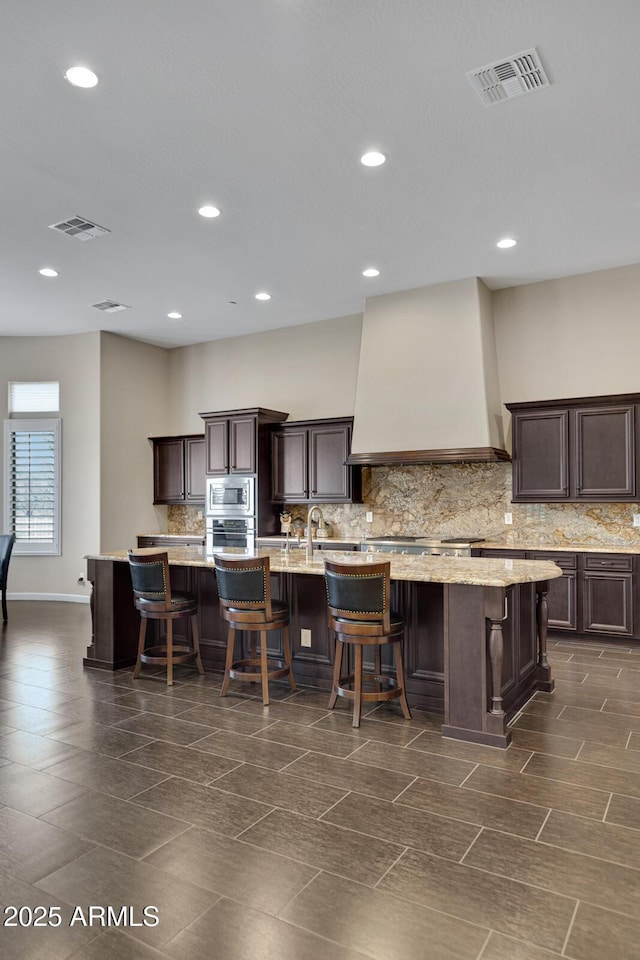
[99,333,170,551]
[0,332,101,598]
[351,278,504,454]
[493,262,640,406]
[167,314,363,433]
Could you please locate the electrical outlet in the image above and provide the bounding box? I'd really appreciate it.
[633,514,640,527]
[504,512,513,525]
[300,628,312,648]
[77,573,85,584]
[365,511,373,523]
[196,510,203,520]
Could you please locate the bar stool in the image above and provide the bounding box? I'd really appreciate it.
[214,554,295,705]
[127,550,204,686]
[0,534,16,623]
[324,558,412,728]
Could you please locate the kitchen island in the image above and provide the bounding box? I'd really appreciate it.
[85,548,562,748]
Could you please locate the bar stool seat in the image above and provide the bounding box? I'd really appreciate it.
[214,554,295,705]
[324,559,412,728]
[128,550,204,686]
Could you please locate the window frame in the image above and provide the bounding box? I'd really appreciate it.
[3,418,62,556]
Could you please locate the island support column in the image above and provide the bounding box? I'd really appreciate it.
[535,580,554,692]
[441,583,512,748]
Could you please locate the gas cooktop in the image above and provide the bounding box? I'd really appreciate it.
[367,535,485,545]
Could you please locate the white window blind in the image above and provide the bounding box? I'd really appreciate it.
[9,381,59,413]
[3,419,61,555]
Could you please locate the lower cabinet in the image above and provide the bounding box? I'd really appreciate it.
[478,548,637,641]
[137,536,205,548]
[582,554,634,636]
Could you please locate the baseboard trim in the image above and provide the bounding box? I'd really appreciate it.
[7,593,90,604]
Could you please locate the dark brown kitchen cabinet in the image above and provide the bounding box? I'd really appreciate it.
[507,394,639,502]
[204,415,256,475]
[271,417,361,503]
[137,536,204,548]
[582,554,634,636]
[478,548,636,641]
[510,409,569,500]
[529,551,578,631]
[150,435,205,504]
[200,408,288,480]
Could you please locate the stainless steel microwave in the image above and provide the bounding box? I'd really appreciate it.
[206,475,255,517]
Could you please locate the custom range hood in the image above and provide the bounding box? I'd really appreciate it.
[349,277,509,465]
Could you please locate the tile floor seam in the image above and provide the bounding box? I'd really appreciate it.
[534,807,553,840]
[457,764,480,787]
[372,844,410,888]
[560,899,581,958]
[474,929,496,960]
[457,825,485,864]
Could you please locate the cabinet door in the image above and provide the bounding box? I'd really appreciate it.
[205,419,229,475]
[583,571,633,635]
[153,439,185,503]
[230,416,256,473]
[185,437,205,500]
[530,552,578,631]
[512,410,570,501]
[574,405,635,498]
[272,429,308,501]
[309,424,351,501]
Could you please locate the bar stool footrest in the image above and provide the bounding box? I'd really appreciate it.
[140,644,199,666]
[229,657,290,682]
[334,672,404,704]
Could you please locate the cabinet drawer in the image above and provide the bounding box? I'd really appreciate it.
[584,554,633,572]
[530,551,578,570]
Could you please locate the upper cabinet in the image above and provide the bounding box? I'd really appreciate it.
[151,435,205,504]
[507,394,639,502]
[271,417,362,502]
[200,408,288,477]
[204,414,256,475]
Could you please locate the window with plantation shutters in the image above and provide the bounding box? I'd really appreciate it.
[3,419,61,555]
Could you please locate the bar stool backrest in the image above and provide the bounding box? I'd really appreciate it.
[324,559,391,633]
[0,534,16,588]
[127,550,172,608]
[214,554,273,618]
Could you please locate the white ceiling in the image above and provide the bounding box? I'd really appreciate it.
[4,0,640,348]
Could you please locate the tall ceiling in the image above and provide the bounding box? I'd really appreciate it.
[4,0,640,348]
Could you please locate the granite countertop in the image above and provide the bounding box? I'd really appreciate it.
[480,539,640,554]
[255,535,362,545]
[137,533,205,541]
[88,546,562,588]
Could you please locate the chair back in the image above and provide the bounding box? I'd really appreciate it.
[324,559,391,633]
[0,534,16,587]
[127,550,172,607]
[214,554,273,619]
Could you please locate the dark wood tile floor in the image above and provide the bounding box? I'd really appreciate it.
[1,603,640,958]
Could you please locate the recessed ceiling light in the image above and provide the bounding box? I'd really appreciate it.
[65,66,99,88]
[39,267,58,278]
[198,205,221,218]
[362,268,380,278]
[167,312,182,320]
[496,237,517,249]
[254,292,271,301]
[360,151,386,167]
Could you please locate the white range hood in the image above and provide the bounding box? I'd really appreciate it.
[349,277,509,464]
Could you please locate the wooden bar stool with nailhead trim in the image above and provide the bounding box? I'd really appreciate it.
[127,550,204,686]
[324,558,412,728]
[214,554,295,705]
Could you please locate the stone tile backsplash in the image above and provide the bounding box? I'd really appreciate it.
[168,463,640,548]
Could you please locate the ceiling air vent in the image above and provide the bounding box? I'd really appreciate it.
[49,216,111,241]
[91,300,130,313]
[467,47,550,106]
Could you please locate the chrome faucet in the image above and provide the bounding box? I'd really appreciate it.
[306,505,324,562]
